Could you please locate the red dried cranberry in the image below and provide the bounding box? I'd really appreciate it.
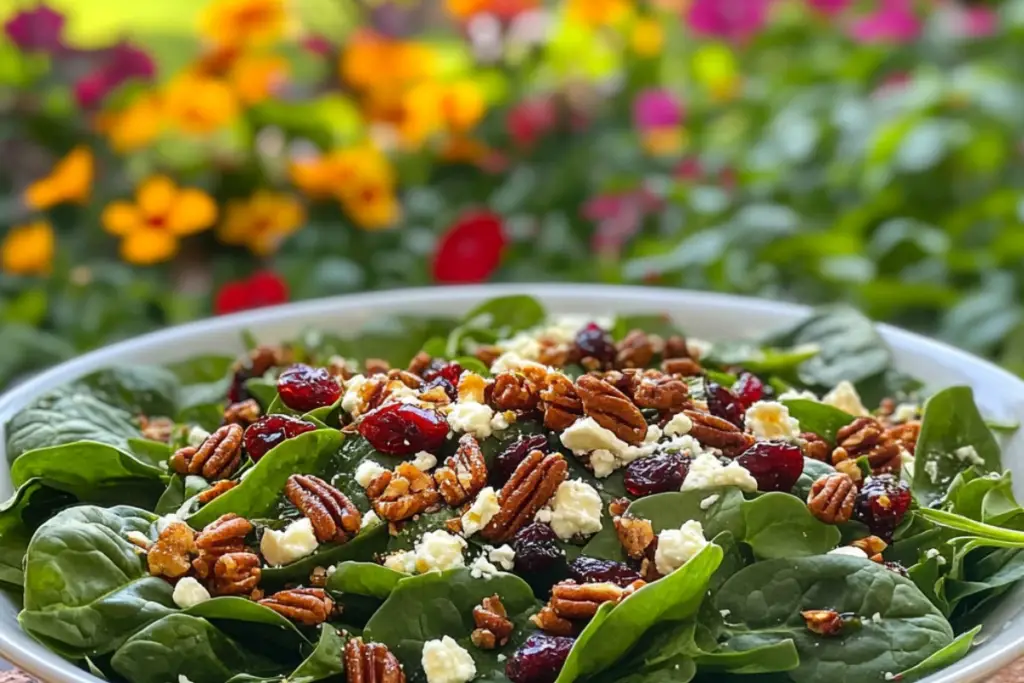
[854,474,912,540]
[494,434,550,486]
[357,403,448,455]
[568,556,642,587]
[732,372,769,409]
[243,415,317,461]
[512,522,564,573]
[883,561,909,578]
[228,367,251,404]
[623,452,689,497]
[423,360,463,385]
[735,441,804,493]
[277,364,341,412]
[506,634,575,683]
[705,380,745,428]
[574,322,616,365]
[424,376,458,402]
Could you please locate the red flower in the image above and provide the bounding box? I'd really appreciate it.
[4,4,65,53]
[432,211,507,283]
[215,270,289,315]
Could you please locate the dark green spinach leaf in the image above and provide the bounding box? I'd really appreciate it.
[781,399,856,444]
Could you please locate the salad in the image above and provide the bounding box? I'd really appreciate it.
[2,295,1021,683]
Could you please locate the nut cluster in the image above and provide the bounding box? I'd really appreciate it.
[832,417,903,476]
[434,434,488,506]
[491,372,541,412]
[224,399,261,426]
[481,451,568,543]
[367,462,442,522]
[470,595,514,650]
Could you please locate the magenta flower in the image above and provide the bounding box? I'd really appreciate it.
[4,4,65,53]
[850,0,921,44]
[633,89,683,131]
[806,0,852,16]
[106,42,155,82]
[946,4,998,38]
[73,72,112,109]
[686,0,773,43]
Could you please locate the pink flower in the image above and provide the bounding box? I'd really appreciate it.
[507,97,559,147]
[686,0,773,42]
[583,188,663,256]
[4,4,64,53]
[302,35,333,55]
[850,0,921,44]
[633,89,684,131]
[806,0,852,16]
[73,72,113,109]
[105,42,155,82]
[942,3,998,38]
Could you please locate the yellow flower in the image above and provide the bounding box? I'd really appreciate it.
[228,54,288,105]
[291,144,400,230]
[400,80,486,147]
[641,128,688,157]
[164,73,239,135]
[693,43,741,103]
[339,181,400,231]
[567,0,630,26]
[631,17,665,57]
[101,176,217,265]
[446,0,487,19]
[1,221,54,276]
[340,33,436,92]
[24,146,93,210]
[200,0,287,47]
[99,94,164,153]
[218,190,305,255]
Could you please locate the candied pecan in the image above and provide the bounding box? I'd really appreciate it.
[365,358,390,376]
[492,372,541,412]
[193,513,252,578]
[197,480,237,505]
[540,373,584,431]
[408,351,433,376]
[614,515,655,561]
[663,335,691,360]
[345,638,406,683]
[807,473,858,524]
[801,432,831,462]
[801,609,846,637]
[662,357,702,377]
[575,375,647,445]
[224,399,261,426]
[614,330,657,369]
[530,606,575,636]
[608,497,630,518]
[481,451,568,543]
[259,587,335,625]
[139,416,175,443]
[170,424,244,481]
[212,552,262,596]
[388,369,425,390]
[285,474,362,543]
[471,595,515,650]
[631,372,689,415]
[886,421,921,455]
[832,417,902,476]
[850,535,888,562]
[684,409,755,457]
[368,462,442,522]
[538,341,571,368]
[544,580,645,621]
[434,434,489,506]
[147,521,197,579]
[475,345,503,369]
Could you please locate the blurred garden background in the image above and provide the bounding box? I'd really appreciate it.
[1,0,1023,386]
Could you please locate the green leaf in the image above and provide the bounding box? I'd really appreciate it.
[694,639,800,673]
[612,315,682,341]
[782,399,856,443]
[326,561,405,599]
[793,458,837,500]
[155,474,211,515]
[704,343,820,375]
[79,365,181,417]
[0,480,76,588]
[916,509,1024,545]
[462,295,546,335]
[287,624,347,683]
[891,626,981,682]
[11,441,166,489]
[742,493,841,560]
[185,596,310,660]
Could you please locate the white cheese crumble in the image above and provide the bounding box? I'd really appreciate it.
[447,401,497,439]
[355,461,388,488]
[681,453,757,492]
[497,654,507,663]
[172,577,211,609]
[699,494,720,510]
[260,518,319,567]
[383,550,416,574]
[342,374,371,416]
[414,530,467,573]
[822,381,869,417]
[923,460,939,484]
[589,449,618,479]
[421,636,477,683]
[412,451,438,471]
[663,413,693,437]
[179,676,196,683]
[488,544,516,571]
[469,555,499,579]
[745,401,801,441]
[954,445,986,467]
[778,389,818,402]
[360,510,381,530]
[490,410,513,432]
[871,612,883,624]
[892,403,920,424]
[461,487,500,537]
[644,424,662,443]
[547,480,603,539]
[655,520,708,575]
[560,417,630,456]
[490,352,550,375]
[925,548,947,565]
[125,530,152,549]
[828,546,868,559]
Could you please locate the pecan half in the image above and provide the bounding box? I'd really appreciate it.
[537,580,645,627]
[807,473,858,524]
[481,451,568,543]
[471,595,514,650]
[684,409,755,457]
[801,609,847,637]
[614,330,656,369]
[538,341,571,368]
[365,358,391,376]
[388,368,425,390]
[540,374,584,431]
[530,606,575,636]
[140,416,175,443]
[575,375,647,445]
[832,417,902,475]
[259,588,335,625]
[147,521,197,579]
[801,432,831,462]
[663,335,691,360]
[661,357,703,377]
[850,535,888,562]
[368,462,442,522]
[407,351,433,377]
[211,552,262,596]
[614,515,655,561]
[197,480,237,505]
[491,372,541,412]
[224,399,261,426]
[345,638,406,683]
[170,424,244,481]
[631,372,689,415]
[193,513,252,579]
[886,421,921,456]
[434,434,488,507]
[285,474,361,543]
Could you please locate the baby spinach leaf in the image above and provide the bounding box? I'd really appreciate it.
[0,480,76,587]
[326,561,405,599]
[694,639,800,674]
[742,493,841,560]
[79,365,181,417]
[185,596,308,641]
[186,596,310,663]
[168,355,236,384]
[262,523,389,586]
[715,556,954,683]
[891,625,980,682]
[155,474,211,515]
[781,400,856,443]
[462,295,546,336]
[126,438,174,470]
[288,624,347,683]
[913,387,1002,506]
[11,441,166,492]
[704,343,820,375]
[20,505,176,657]
[793,458,836,500]
[188,428,343,528]
[612,315,682,341]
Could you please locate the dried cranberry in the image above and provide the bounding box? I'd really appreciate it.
[574,323,615,365]
[494,434,550,486]
[506,634,575,683]
[357,403,448,455]
[735,441,804,493]
[568,556,642,587]
[705,380,745,428]
[243,415,317,461]
[883,561,909,578]
[423,360,463,386]
[228,368,251,404]
[277,364,341,412]
[732,372,771,409]
[623,452,689,497]
[424,376,458,402]
[854,474,912,540]
[512,522,564,573]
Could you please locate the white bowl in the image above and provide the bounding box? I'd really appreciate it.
[1,284,1022,683]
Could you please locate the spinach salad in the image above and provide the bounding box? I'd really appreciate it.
[2,295,1021,683]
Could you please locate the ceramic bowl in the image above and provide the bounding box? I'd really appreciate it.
[1,285,1021,683]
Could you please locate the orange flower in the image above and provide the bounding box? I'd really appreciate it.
[340,33,436,92]
[567,0,631,26]
[289,144,400,230]
[339,180,400,230]
[631,17,665,56]
[24,146,93,210]
[228,54,288,105]
[200,0,287,48]
[400,80,486,146]
[1,220,54,276]
[99,94,164,153]
[101,176,217,265]
[218,190,305,255]
[164,73,239,135]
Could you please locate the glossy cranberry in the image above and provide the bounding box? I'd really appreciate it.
[623,452,689,497]
[277,364,342,412]
[512,523,564,573]
[568,556,642,587]
[357,403,448,455]
[883,561,909,578]
[735,441,804,492]
[506,634,575,683]
[494,434,550,486]
[732,372,771,409]
[243,415,318,461]
[574,322,615,365]
[705,380,745,428]
[228,368,250,404]
[423,360,463,386]
[854,474,912,540]
[424,376,458,402]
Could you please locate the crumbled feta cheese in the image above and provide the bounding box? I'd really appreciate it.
[924,548,947,565]
[361,510,381,530]
[414,530,467,573]
[497,333,543,361]
[745,401,801,441]
[871,612,882,624]
[462,487,500,536]
[923,460,939,484]
[699,494,720,510]
[383,551,416,574]
[719,609,731,618]
[560,417,629,456]
[488,544,516,571]
[469,555,499,579]
[822,381,869,417]
[655,520,708,575]
[156,514,184,534]
[448,402,497,439]
[590,449,618,479]
[534,508,552,524]
[490,410,512,432]
[884,673,896,681]
[497,654,507,663]
[421,636,477,683]
[686,338,713,360]
[681,454,757,492]
[778,389,818,402]
[342,374,371,416]
[954,445,986,467]
[261,518,319,567]
[172,576,211,609]
[548,480,603,540]
[179,676,196,683]
[188,426,211,448]
[490,352,549,375]
[644,425,663,443]
[412,451,438,471]
[458,373,487,403]
[355,461,387,488]
[663,413,693,437]
[125,530,152,549]
[892,403,920,424]
[828,546,869,559]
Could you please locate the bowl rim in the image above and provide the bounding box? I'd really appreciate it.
[1,283,1022,683]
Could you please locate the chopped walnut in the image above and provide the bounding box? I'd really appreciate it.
[530,606,575,636]
[471,595,514,649]
[259,587,335,625]
[491,372,541,412]
[886,421,921,456]
[807,473,858,524]
[576,375,647,445]
[147,521,197,579]
[170,424,244,481]
[365,358,391,376]
[368,462,442,522]
[285,474,362,543]
[661,357,703,376]
[800,432,831,462]
[139,416,175,443]
[434,434,488,507]
[481,451,568,543]
[345,638,406,683]
[614,515,655,561]
[614,330,657,369]
[407,351,433,377]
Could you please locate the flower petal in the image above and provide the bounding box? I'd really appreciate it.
[168,189,217,235]
[102,201,143,236]
[121,227,178,265]
[137,176,177,219]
